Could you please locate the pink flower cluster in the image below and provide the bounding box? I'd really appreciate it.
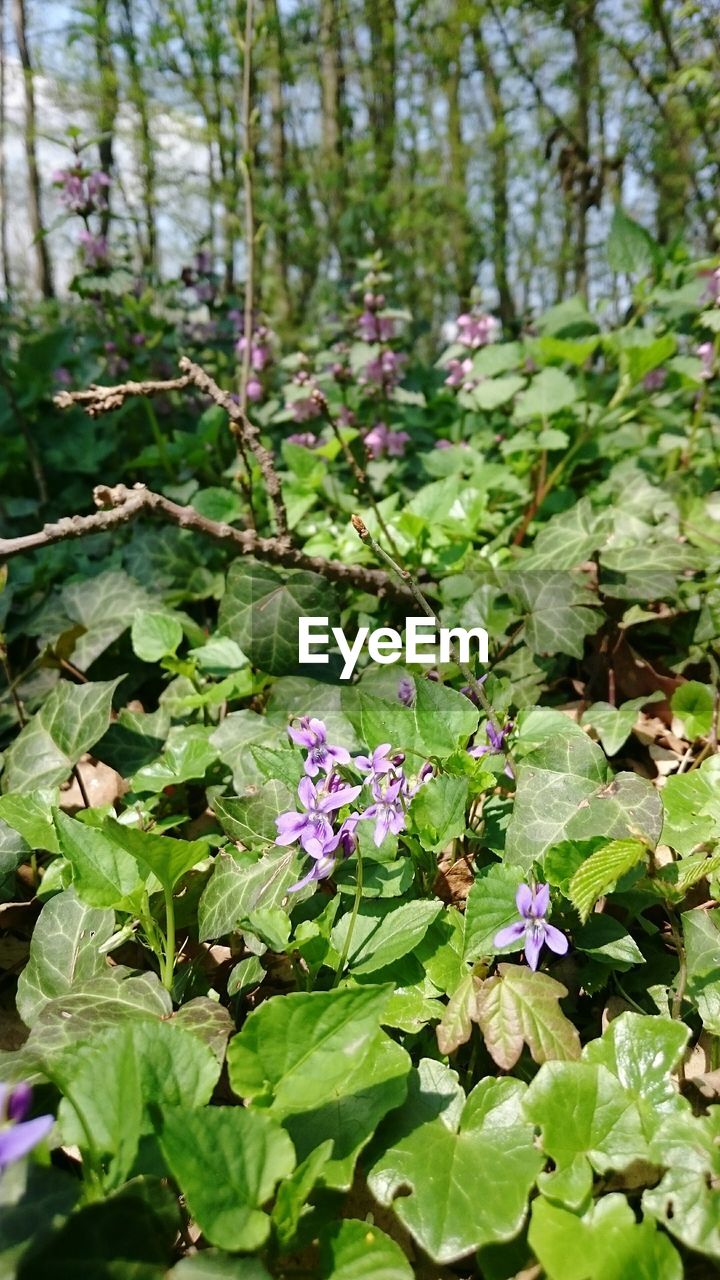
[363,421,410,459]
[52,167,110,216]
[236,324,274,402]
[455,311,500,348]
[357,291,396,343]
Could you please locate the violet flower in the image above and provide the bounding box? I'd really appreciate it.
[359,775,407,846]
[493,883,568,971]
[643,367,667,392]
[287,818,358,892]
[363,422,410,459]
[697,341,714,381]
[354,742,395,779]
[397,676,415,706]
[276,776,361,857]
[0,1083,54,1175]
[468,719,513,757]
[287,717,351,777]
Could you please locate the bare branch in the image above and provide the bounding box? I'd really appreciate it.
[0,484,405,600]
[54,375,192,417]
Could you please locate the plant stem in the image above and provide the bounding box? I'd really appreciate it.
[333,847,363,986]
[324,406,404,562]
[351,513,501,737]
[143,398,174,479]
[162,885,176,993]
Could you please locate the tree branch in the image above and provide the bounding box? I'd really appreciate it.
[0,483,405,600]
[54,356,290,541]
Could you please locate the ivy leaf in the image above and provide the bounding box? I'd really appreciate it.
[566,774,663,849]
[2,679,120,793]
[568,839,647,922]
[219,560,338,676]
[580,694,662,756]
[474,965,581,1070]
[0,788,59,852]
[367,1063,543,1264]
[198,846,306,942]
[529,1192,682,1280]
[318,1220,414,1280]
[505,734,608,869]
[523,1061,648,1206]
[211,783,292,848]
[660,762,720,855]
[503,571,601,659]
[131,610,183,662]
[227,985,393,1114]
[159,1105,295,1251]
[583,1012,690,1136]
[16,889,115,1028]
[522,498,608,571]
[643,1112,720,1260]
[671,681,715,740]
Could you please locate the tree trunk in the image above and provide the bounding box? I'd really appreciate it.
[94,0,119,239]
[0,0,10,298]
[365,0,396,247]
[119,0,157,275]
[473,23,516,329]
[445,27,475,306]
[566,0,596,301]
[319,0,347,263]
[266,0,291,321]
[12,0,53,297]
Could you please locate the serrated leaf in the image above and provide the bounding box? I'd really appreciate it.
[671,681,714,740]
[568,839,647,922]
[607,206,657,276]
[0,788,59,852]
[474,965,581,1070]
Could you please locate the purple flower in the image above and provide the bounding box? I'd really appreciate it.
[78,229,109,268]
[287,816,359,892]
[360,775,407,846]
[354,742,395,779]
[53,366,72,386]
[397,676,415,706]
[468,719,513,757]
[456,312,500,349]
[363,422,410,459]
[288,717,351,777]
[699,265,720,305]
[246,376,264,402]
[444,357,474,388]
[287,431,318,448]
[276,776,361,857]
[643,367,667,392]
[493,883,568,971]
[0,1083,54,1175]
[697,341,714,381]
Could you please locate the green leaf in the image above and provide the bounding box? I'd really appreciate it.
[131,610,183,662]
[101,818,208,892]
[284,1034,410,1190]
[504,571,601,659]
[227,985,393,1114]
[643,1112,720,1260]
[513,368,578,421]
[331,900,443,975]
[505,733,608,869]
[0,788,59,852]
[436,972,476,1055]
[191,486,244,524]
[671,681,715,740]
[568,839,647,922]
[660,762,720,855]
[573,916,645,969]
[522,498,608,571]
[367,1063,543,1264]
[198,846,306,941]
[475,965,581,1070]
[54,809,145,909]
[471,375,524,410]
[607,206,657,276]
[529,1193,683,1280]
[566,773,663,849]
[523,1060,648,1206]
[16,889,115,1027]
[271,1141,334,1248]
[584,1012,690,1136]
[219,560,338,676]
[159,1105,295,1251]
[683,908,720,981]
[211,782,292,848]
[580,694,662,756]
[408,775,467,852]
[0,1163,79,1266]
[131,725,218,793]
[2,679,120,793]
[463,863,525,961]
[227,956,265,997]
[319,1220,414,1280]
[171,1253,271,1279]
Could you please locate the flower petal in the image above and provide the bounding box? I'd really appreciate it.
[493,921,526,949]
[533,883,551,917]
[297,776,317,810]
[275,812,307,844]
[320,784,362,813]
[515,884,533,917]
[543,924,569,956]
[0,1115,54,1168]
[524,930,544,971]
